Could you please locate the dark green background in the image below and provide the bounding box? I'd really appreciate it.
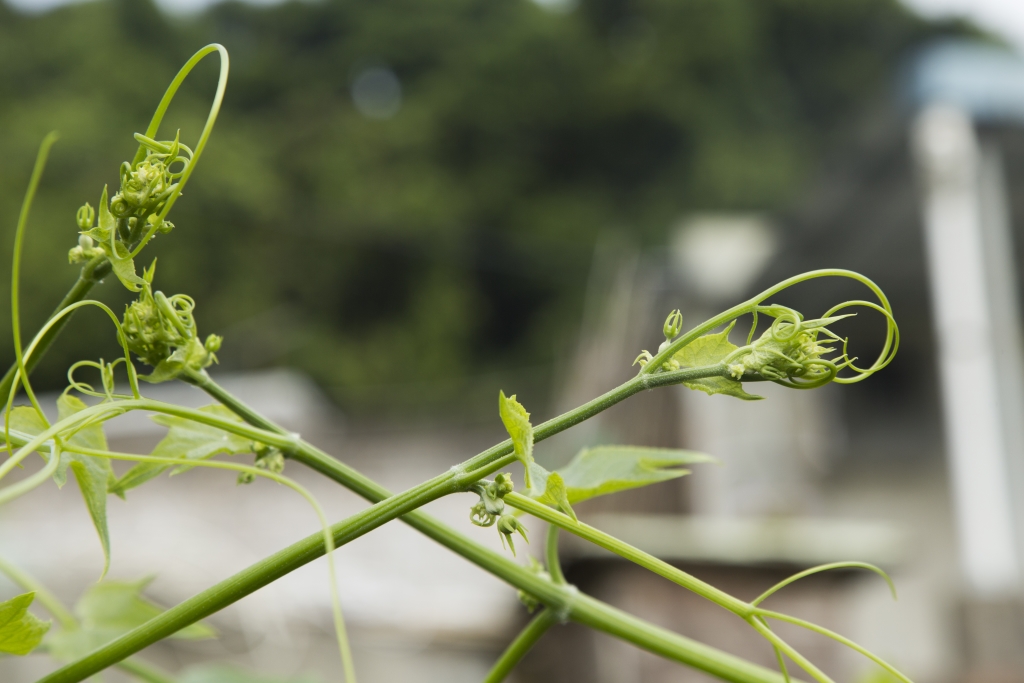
[0,0,975,418]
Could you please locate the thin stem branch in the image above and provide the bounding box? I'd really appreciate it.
[0,256,111,404]
[546,524,565,585]
[36,365,785,683]
[8,133,60,433]
[505,492,751,617]
[754,609,911,683]
[746,618,834,683]
[483,609,559,683]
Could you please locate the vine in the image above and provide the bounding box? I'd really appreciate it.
[0,44,908,683]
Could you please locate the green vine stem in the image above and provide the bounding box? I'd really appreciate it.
[37,496,792,683]
[506,493,750,616]
[546,524,566,586]
[0,255,110,406]
[15,281,891,682]
[505,493,911,683]
[9,133,61,425]
[36,363,784,683]
[478,525,568,683]
[482,608,559,683]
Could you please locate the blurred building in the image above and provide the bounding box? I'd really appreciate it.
[517,37,1024,683]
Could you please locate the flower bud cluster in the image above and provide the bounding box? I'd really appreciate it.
[110,135,189,232]
[469,473,529,555]
[71,134,187,262]
[238,445,286,485]
[68,230,105,264]
[121,264,222,383]
[726,316,840,384]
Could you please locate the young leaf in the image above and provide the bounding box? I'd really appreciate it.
[95,185,145,292]
[81,186,112,244]
[498,392,538,490]
[107,248,147,293]
[541,471,576,523]
[140,338,206,383]
[4,407,49,455]
[111,404,253,497]
[535,445,714,507]
[0,593,50,656]
[6,395,115,575]
[47,578,214,662]
[673,321,762,401]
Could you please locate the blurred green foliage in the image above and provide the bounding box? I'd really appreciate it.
[0,0,968,417]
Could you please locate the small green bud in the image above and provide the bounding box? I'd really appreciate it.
[204,334,223,354]
[497,513,529,556]
[255,447,285,474]
[663,309,683,342]
[240,446,285,484]
[76,203,95,230]
[468,474,516,529]
[494,472,514,496]
[68,234,103,264]
[633,350,653,367]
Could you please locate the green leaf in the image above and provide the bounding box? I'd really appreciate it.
[498,392,538,490]
[673,321,762,400]
[47,578,215,662]
[540,471,576,522]
[108,249,146,292]
[111,405,253,497]
[95,185,145,292]
[5,406,49,455]
[535,445,714,507]
[139,337,208,384]
[57,394,115,577]
[81,186,112,244]
[0,593,50,656]
[7,395,115,576]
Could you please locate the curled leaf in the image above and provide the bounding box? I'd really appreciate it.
[498,392,537,489]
